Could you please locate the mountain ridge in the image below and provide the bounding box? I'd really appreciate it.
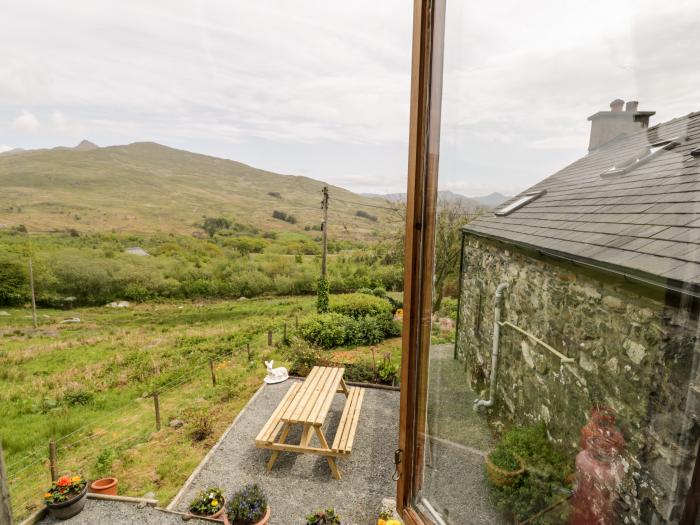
[0,140,397,239]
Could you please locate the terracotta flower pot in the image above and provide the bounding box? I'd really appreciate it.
[46,483,89,520]
[90,477,118,496]
[191,497,226,521]
[224,505,271,525]
[485,454,525,487]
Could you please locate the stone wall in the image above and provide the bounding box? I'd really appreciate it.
[456,233,700,524]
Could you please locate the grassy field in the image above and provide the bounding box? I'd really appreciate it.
[0,297,402,520]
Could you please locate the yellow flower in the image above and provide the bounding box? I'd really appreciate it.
[44,492,52,499]
[211,500,218,507]
[387,521,401,525]
[71,476,81,482]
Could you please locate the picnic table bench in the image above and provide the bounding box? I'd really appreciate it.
[254,366,365,480]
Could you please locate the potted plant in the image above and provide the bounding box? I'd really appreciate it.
[43,474,88,520]
[90,477,118,495]
[225,483,269,525]
[189,487,226,519]
[485,447,525,487]
[306,508,341,525]
[377,506,401,525]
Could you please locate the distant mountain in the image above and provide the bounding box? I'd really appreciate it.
[0,141,395,239]
[362,190,491,211]
[473,192,510,208]
[73,139,99,151]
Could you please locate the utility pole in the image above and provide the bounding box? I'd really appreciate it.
[321,186,329,278]
[28,257,37,329]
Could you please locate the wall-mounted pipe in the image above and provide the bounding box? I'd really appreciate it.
[474,282,509,411]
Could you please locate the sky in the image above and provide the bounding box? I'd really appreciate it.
[2,0,699,197]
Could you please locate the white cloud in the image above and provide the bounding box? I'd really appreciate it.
[50,110,67,129]
[0,145,13,153]
[12,110,40,132]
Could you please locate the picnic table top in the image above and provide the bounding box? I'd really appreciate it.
[279,366,347,427]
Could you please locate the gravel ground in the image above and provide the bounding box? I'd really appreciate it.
[172,381,399,525]
[40,499,212,524]
[420,344,507,525]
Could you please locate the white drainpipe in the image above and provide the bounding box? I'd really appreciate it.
[474,282,509,411]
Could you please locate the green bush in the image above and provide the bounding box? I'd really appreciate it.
[357,287,373,295]
[0,255,27,305]
[329,293,392,319]
[349,315,385,345]
[298,313,353,349]
[343,361,376,383]
[317,276,329,313]
[372,287,387,298]
[285,338,324,376]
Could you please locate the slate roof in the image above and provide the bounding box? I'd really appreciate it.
[464,111,700,286]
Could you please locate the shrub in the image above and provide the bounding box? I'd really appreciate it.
[357,287,373,295]
[343,361,376,383]
[267,191,281,198]
[489,448,520,471]
[189,487,225,517]
[63,389,95,406]
[306,508,341,525]
[272,210,297,224]
[226,484,268,524]
[372,287,387,297]
[349,315,384,345]
[355,210,377,221]
[93,448,116,478]
[186,407,214,442]
[317,276,329,313]
[330,293,392,319]
[285,338,323,376]
[202,217,231,237]
[298,313,353,349]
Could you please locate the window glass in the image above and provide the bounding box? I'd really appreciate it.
[418,1,700,523]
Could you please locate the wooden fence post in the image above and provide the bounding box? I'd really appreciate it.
[209,359,216,387]
[153,392,161,431]
[267,330,272,346]
[246,343,251,362]
[48,440,57,482]
[0,441,13,525]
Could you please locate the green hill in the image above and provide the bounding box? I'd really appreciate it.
[0,141,399,239]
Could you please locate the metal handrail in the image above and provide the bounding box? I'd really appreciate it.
[499,321,575,364]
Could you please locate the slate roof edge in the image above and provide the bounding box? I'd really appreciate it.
[462,227,700,298]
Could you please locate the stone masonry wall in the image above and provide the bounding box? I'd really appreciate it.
[456,233,700,524]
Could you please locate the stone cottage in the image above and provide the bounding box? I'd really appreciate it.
[456,100,700,524]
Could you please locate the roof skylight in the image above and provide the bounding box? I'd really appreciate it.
[601,136,685,178]
[494,190,546,216]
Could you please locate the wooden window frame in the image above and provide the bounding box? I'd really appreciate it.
[396,0,445,522]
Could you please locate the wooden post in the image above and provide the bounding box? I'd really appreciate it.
[209,359,216,387]
[0,441,13,525]
[267,330,272,346]
[48,439,57,482]
[28,257,37,330]
[246,343,251,362]
[153,392,161,431]
[321,186,329,277]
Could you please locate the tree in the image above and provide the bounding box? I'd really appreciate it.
[433,199,480,309]
[0,255,28,305]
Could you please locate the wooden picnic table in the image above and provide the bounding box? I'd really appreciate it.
[254,366,365,480]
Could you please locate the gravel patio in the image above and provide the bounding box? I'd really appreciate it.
[170,380,400,524]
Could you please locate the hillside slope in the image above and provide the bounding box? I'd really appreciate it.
[0,141,399,239]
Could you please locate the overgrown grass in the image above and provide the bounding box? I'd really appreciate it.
[0,297,316,520]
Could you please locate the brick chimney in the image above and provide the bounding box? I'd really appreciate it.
[587,99,655,152]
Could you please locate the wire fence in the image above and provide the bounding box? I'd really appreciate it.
[3,322,290,521]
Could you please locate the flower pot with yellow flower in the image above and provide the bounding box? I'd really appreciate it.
[189,487,226,520]
[44,474,88,520]
[377,505,401,525]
